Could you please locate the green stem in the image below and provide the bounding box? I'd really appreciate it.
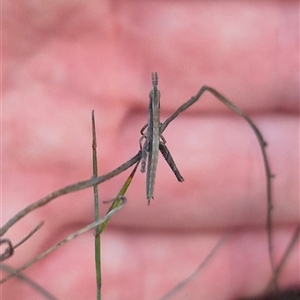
[92,111,101,300]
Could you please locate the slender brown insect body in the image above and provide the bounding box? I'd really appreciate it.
[146,73,161,203]
[140,73,184,204]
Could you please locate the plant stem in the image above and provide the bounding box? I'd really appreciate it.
[92,111,101,300]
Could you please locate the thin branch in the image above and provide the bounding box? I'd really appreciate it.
[161,86,275,276]
[0,152,141,237]
[1,222,44,261]
[14,221,44,249]
[0,264,59,300]
[160,232,231,300]
[265,224,300,293]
